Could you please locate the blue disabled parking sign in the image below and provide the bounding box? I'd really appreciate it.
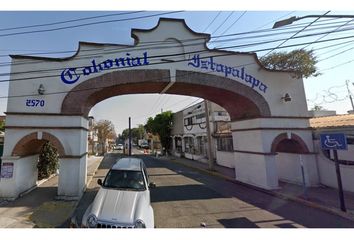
[320,133,348,150]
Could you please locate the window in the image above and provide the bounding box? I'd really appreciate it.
[184,137,194,154]
[217,137,233,152]
[195,136,206,155]
[103,170,146,191]
[184,117,193,126]
[196,113,205,119]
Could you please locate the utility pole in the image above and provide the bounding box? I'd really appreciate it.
[204,100,214,171]
[346,80,354,111]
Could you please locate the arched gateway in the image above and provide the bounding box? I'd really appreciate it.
[0,18,317,200]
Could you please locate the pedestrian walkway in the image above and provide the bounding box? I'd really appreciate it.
[160,155,354,222]
[0,155,103,228]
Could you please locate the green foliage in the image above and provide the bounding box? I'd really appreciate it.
[260,49,320,79]
[311,105,324,111]
[0,119,5,131]
[121,124,145,143]
[144,111,173,151]
[37,141,59,180]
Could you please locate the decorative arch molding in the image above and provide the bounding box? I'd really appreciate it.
[271,132,310,154]
[61,70,271,121]
[12,132,66,157]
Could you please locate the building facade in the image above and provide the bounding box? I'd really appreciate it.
[170,100,234,168]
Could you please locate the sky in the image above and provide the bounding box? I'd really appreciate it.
[1,2,354,136]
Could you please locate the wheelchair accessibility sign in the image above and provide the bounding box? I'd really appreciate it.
[320,133,348,150]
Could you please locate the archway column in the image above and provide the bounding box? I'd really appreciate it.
[232,124,279,189]
[57,155,87,200]
[231,117,318,189]
[1,114,89,200]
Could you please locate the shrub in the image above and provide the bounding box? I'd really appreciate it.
[37,141,59,180]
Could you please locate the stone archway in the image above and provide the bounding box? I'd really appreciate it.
[271,133,310,154]
[12,131,65,157]
[271,132,314,185]
[61,69,271,121]
[1,17,316,199]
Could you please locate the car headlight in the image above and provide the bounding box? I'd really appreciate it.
[87,215,98,228]
[134,219,146,228]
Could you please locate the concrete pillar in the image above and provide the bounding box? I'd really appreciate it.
[231,120,279,190]
[234,151,278,189]
[57,155,87,200]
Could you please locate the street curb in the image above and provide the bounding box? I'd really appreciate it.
[165,157,354,222]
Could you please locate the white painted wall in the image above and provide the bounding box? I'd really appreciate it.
[276,153,319,186]
[216,151,234,168]
[234,151,278,189]
[231,119,314,153]
[0,155,38,199]
[314,140,354,193]
[184,153,207,163]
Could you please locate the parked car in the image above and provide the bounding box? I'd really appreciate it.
[81,157,155,228]
[116,144,123,150]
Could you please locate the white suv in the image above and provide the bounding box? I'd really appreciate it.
[82,157,155,228]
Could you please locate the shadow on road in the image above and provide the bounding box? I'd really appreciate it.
[151,184,223,203]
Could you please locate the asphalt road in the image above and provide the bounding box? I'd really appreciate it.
[74,151,354,228]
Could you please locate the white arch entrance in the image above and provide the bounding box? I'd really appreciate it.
[0,18,317,200]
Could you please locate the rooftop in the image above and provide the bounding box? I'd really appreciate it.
[310,114,354,129]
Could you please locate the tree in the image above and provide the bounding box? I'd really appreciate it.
[94,120,116,155]
[311,105,324,111]
[37,141,59,180]
[260,49,320,79]
[121,124,145,144]
[144,111,173,151]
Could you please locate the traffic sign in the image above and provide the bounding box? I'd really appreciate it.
[320,133,347,150]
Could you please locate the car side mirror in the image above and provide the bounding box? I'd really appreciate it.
[97,179,103,186]
[149,182,156,188]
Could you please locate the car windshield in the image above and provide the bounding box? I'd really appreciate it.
[103,170,146,191]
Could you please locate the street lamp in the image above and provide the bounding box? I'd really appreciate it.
[273,15,354,28]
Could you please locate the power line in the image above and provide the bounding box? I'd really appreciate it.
[218,11,247,36]
[0,11,145,32]
[262,11,330,57]
[2,29,354,84]
[0,11,184,38]
[210,12,235,36]
[0,16,352,67]
[202,11,222,32]
[252,11,296,30]
[301,18,354,50]
[318,44,354,62]
[214,11,247,48]
[2,22,354,80]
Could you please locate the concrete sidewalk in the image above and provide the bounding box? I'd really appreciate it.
[160,155,354,222]
[0,155,103,228]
